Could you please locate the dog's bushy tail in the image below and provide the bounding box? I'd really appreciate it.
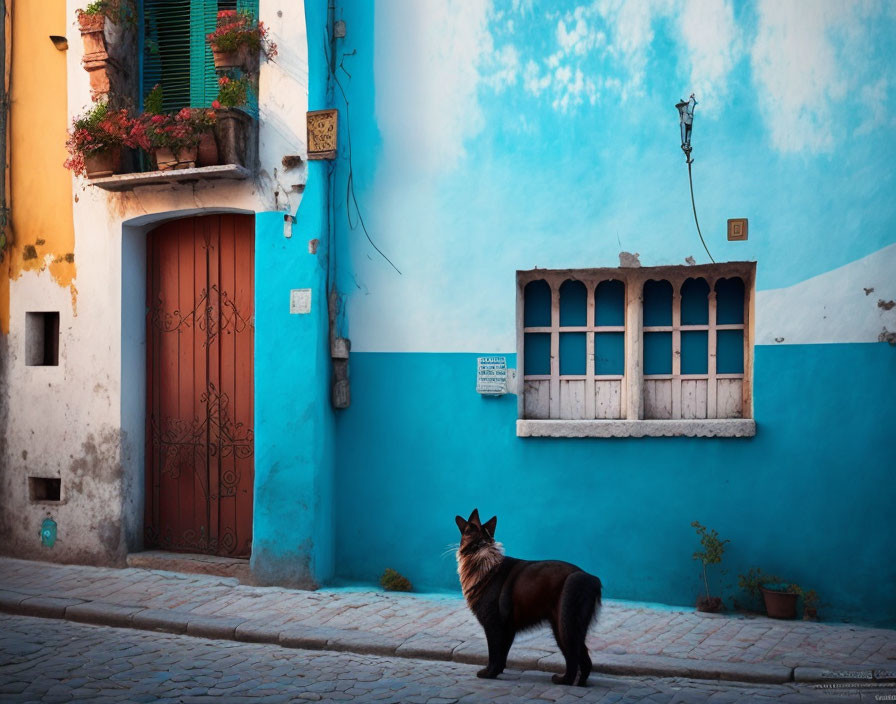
[559,572,603,641]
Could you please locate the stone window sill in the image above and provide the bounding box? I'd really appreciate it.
[516,419,756,438]
[88,164,251,192]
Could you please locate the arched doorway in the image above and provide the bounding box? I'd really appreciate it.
[144,213,255,557]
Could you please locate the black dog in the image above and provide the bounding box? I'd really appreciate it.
[455,509,602,686]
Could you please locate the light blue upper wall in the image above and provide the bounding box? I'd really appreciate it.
[331,0,896,353]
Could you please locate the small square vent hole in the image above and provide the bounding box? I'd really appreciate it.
[29,477,61,502]
[26,312,60,366]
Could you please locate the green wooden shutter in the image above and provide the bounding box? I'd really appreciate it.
[142,0,258,112]
[142,0,192,111]
[190,0,218,108]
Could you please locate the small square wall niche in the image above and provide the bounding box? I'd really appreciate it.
[26,312,60,366]
[29,476,61,503]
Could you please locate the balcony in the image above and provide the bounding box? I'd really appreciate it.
[89,163,251,192]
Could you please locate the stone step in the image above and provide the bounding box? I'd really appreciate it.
[126,551,252,584]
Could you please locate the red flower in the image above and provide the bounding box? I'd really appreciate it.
[212,100,221,109]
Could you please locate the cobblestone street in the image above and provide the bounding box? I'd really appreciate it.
[4,614,892,703]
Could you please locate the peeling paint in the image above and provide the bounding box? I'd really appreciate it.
[878,299,895,311]
[879,328,896,345]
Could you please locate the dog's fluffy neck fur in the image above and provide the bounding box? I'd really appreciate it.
[456,541,504,606]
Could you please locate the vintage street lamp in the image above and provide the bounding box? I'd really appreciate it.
[675,93,714,261]
[676,93,697,163]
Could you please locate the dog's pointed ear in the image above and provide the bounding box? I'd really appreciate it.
[483,515,497,537]
[455,515,467,533]
[468,508,481,525]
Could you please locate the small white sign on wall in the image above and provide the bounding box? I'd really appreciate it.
[290,288,312,314]
[477,356,508,395]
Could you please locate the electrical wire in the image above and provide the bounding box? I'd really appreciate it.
[687,159,714,263]
[325,35,402,276]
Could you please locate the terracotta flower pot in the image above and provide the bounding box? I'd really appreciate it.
[78,13,107,59]
[84,147,121,178]
[196,131,219,167]
[212,45,254,72]
[761,587,798,620]
[154,146,198,171]
[77,12,105,32]
[214,108,252,167]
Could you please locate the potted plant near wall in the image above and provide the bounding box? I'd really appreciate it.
[64,101,135,178]
[76,0,135,52]
[206,9,277,72]
[759,581,799,620]
[186,108,219,167]
[140,85,218,168]
[212,76,252,167]
[76,0,108,33]
[691,521,729,613]
[738,567,810,620]
[135,106,218,171]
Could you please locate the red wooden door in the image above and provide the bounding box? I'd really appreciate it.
[145,214,254,557]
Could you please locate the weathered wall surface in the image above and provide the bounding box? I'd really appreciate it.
[0,0,318,574]
[0,0,76,335]
[328,1,896,625]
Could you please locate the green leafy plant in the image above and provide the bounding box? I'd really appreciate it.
[143,84,164,115]
[692,521,729,601]
[80,0,107,15]
[738,567,777,600]
[380,568,412,592]
[76,0,136,27]
[213,75,251,109]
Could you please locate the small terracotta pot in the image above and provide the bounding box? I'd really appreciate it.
[84,147,121,178]
[154,146,197,171]
[77,12,105,32]
[761,587,798,620]
[212,45,253,71]
[174,146,198,170]
[154,147,177,171]
[79,13,107,59]
[196,131,219,167]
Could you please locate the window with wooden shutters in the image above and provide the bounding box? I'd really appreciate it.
[516,263,756,438]
[141,0,256,112]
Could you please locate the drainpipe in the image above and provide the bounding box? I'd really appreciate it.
[0,0,9,257]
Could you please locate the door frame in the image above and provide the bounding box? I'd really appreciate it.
[120,208,255,557]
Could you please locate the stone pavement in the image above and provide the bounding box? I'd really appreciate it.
[1,557,894,687]
[2,613,873,703]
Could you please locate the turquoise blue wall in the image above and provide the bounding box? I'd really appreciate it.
[334,345,896,626]
[250,0,334,587]
[243,0,896,625]
[252,205,334,587]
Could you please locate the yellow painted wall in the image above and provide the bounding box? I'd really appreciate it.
[0,0,75,334]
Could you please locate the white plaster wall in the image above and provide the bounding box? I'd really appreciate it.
[0,0,309,565]
[756,243,896,345]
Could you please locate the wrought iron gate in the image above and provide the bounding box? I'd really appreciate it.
[145,214,255,557]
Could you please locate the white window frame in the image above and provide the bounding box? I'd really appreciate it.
[516,263,757,438]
